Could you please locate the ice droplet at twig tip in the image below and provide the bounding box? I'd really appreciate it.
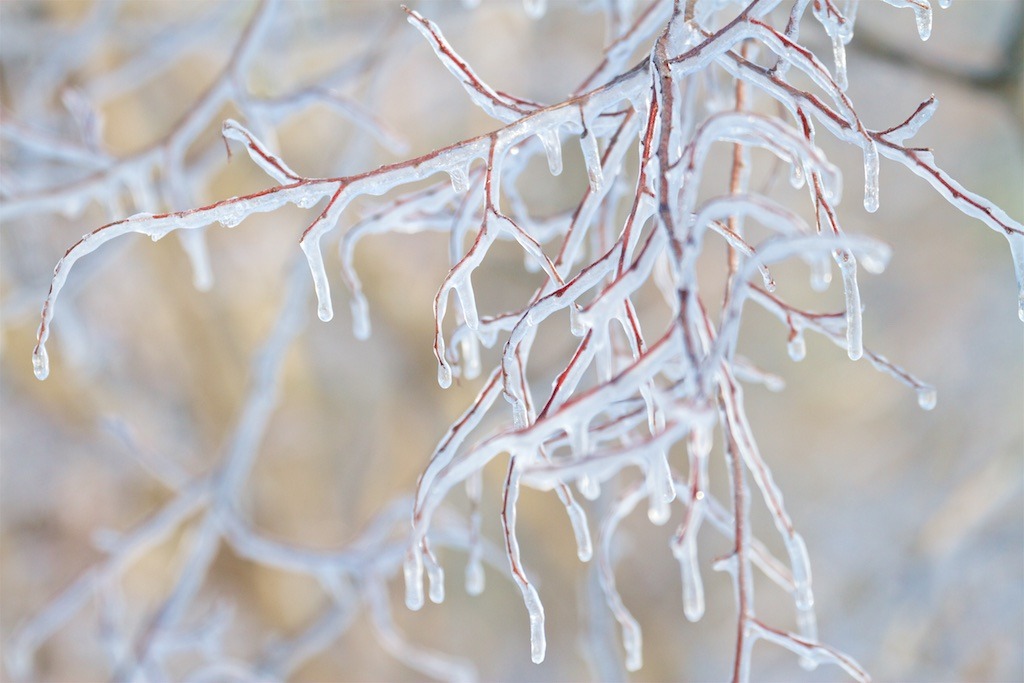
[301,238,334,322]
[787,330,806,361]
[916,386,937,411]
[32,343,49,381]
[437,362,453,389]
[404,550,425,611]
[465,559,485,596]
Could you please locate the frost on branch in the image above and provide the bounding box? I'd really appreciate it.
[6,0,1023,681]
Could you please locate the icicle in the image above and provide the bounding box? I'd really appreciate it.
[647,487,670,525]
[425,552,445,604]
[916,386,937,411]
[300,238,334,322]
[622,619,643,672]
[448,163,470,193]
[676,538,704,622]
[465,557,485,596]
[790,533,819,671]
[938,0,952,8]
[912,3,932,40]
[438,362,453,389]
[569,303,588,337]
[691,423,712,458]
[787,328,806,362]
[460,333,481,380]
[862,139,880,213]
[579,128,604,193]
[32,343,49,381]
[859,249,888,275]
[404,549,425,611]
[577,474,601,500]
[810,256,832,291]
[640,383,660,433]
[454,278,479,330]
[645,452,674,525]
[565,498,594,561]
[125,174,156,214]
[180,230,214,292]
[831,33,848,91]
[835,252,863,361]
[789,158,805,189]
[798,608,821,671]
[216,204,245,229]
[1006,232,1024,322]
[523,0,547,19]
[678,427,709,621]
[842,0,861,39]
[797,602,819,638]
[813,0,850,91]
[350,295,371,340]
[505,463,547,663]
[537,129,562,176]
[786,533,814,612]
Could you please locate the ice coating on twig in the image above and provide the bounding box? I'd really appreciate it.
[1007,231,1024,322]
[677,531,704,621]
[598,485,646,672]
[405,8,538,124]
[19,0,1021,680]
[222,119,300,184]
[881,95,938,144]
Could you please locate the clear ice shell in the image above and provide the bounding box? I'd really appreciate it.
[32,343,49,380]
[916,386,937,411]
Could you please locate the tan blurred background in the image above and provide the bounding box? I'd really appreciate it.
[1,1,1021,681]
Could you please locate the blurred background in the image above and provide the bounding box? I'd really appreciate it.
[1,1,1021,681]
